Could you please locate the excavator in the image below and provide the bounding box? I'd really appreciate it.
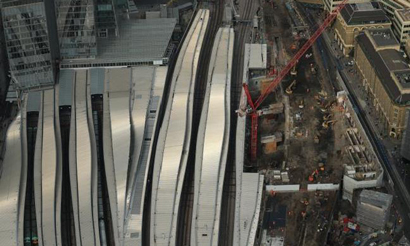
[323,113,332,121]
[285,80,296,94]
[299,98,304,109]
[308,169,319,182]
[309,164,325,181]
[290,65,297,76]
[322,120,337,129]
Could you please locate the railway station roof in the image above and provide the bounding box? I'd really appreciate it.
[61,18,176,68]
[248,43,267,70]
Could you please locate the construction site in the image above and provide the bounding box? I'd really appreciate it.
[0,0,409,245]
[238,0,398,244]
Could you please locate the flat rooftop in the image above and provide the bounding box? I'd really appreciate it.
[340,2,390,25]
[354,2,376,11]
[367,28,399,47]
[359,189,393,209]
[247,43,267,70]
[356,32,410,104]
[393,70,410,89]
[61,17,176,68]
[397,8,410,22]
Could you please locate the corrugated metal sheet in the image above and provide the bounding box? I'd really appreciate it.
[90,68,105,95]
[234,33,265,246]
[240,174,264,246]
[74,70,97,245]
[151,9,210,246]
[69,72,82,245]
[60,18,177,67]
[58,70,75,106]
[0,111,23,245]
[27,91,42,112]
[125,66,158,245]
[33,91,44,245]
[41,89,58,245]
[248,43,267,69]
[191,27,234,246]
[102,68,121,246]
[17,94,28,246]
[106,68,132,244]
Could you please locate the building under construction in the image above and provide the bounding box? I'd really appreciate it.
[356,189,393,230]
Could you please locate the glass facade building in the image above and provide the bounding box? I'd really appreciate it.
[95,0,118,37]
[55,0,97,59]
[1,0,59,89]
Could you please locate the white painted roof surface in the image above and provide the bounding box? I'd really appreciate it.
[0,111,22,245]
[60,18,177,67]
[150,9,210,246]
[234,42,265,246]
[17,94,29,246]
[35,89,59,246]
[0,65,166,245]
[125,66,167,246]
[248,43,267,69]
[191,27,234,246]
[240,173,264,246]
[106,68,132,244]
[73,71,98,245]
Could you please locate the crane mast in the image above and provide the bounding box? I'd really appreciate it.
[243,0,349,161]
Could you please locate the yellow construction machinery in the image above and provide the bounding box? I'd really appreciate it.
[290,65,297,76]
[318,163,325,171]
[285,80,296,94]
[298,98,304,109]
[323,113,332,121]
[322,120,337,129]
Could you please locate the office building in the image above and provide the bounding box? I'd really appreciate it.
[380,0,410,18]
[95,0,119,37]
[356,190,393,230]
[354,28,410,138]
[334,2,391,56]
[0,0,60,89]
[392,8,410,44]
[55,0,97,59]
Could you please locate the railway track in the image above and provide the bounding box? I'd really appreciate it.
[142,5,202,246]
[176,0,225,245]
[219,0,258,245]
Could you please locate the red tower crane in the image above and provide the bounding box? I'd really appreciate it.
[243,0,348,161]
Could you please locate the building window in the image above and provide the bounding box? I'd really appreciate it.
[98,29,108,38]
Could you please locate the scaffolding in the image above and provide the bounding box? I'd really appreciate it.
[356,190,393,230]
